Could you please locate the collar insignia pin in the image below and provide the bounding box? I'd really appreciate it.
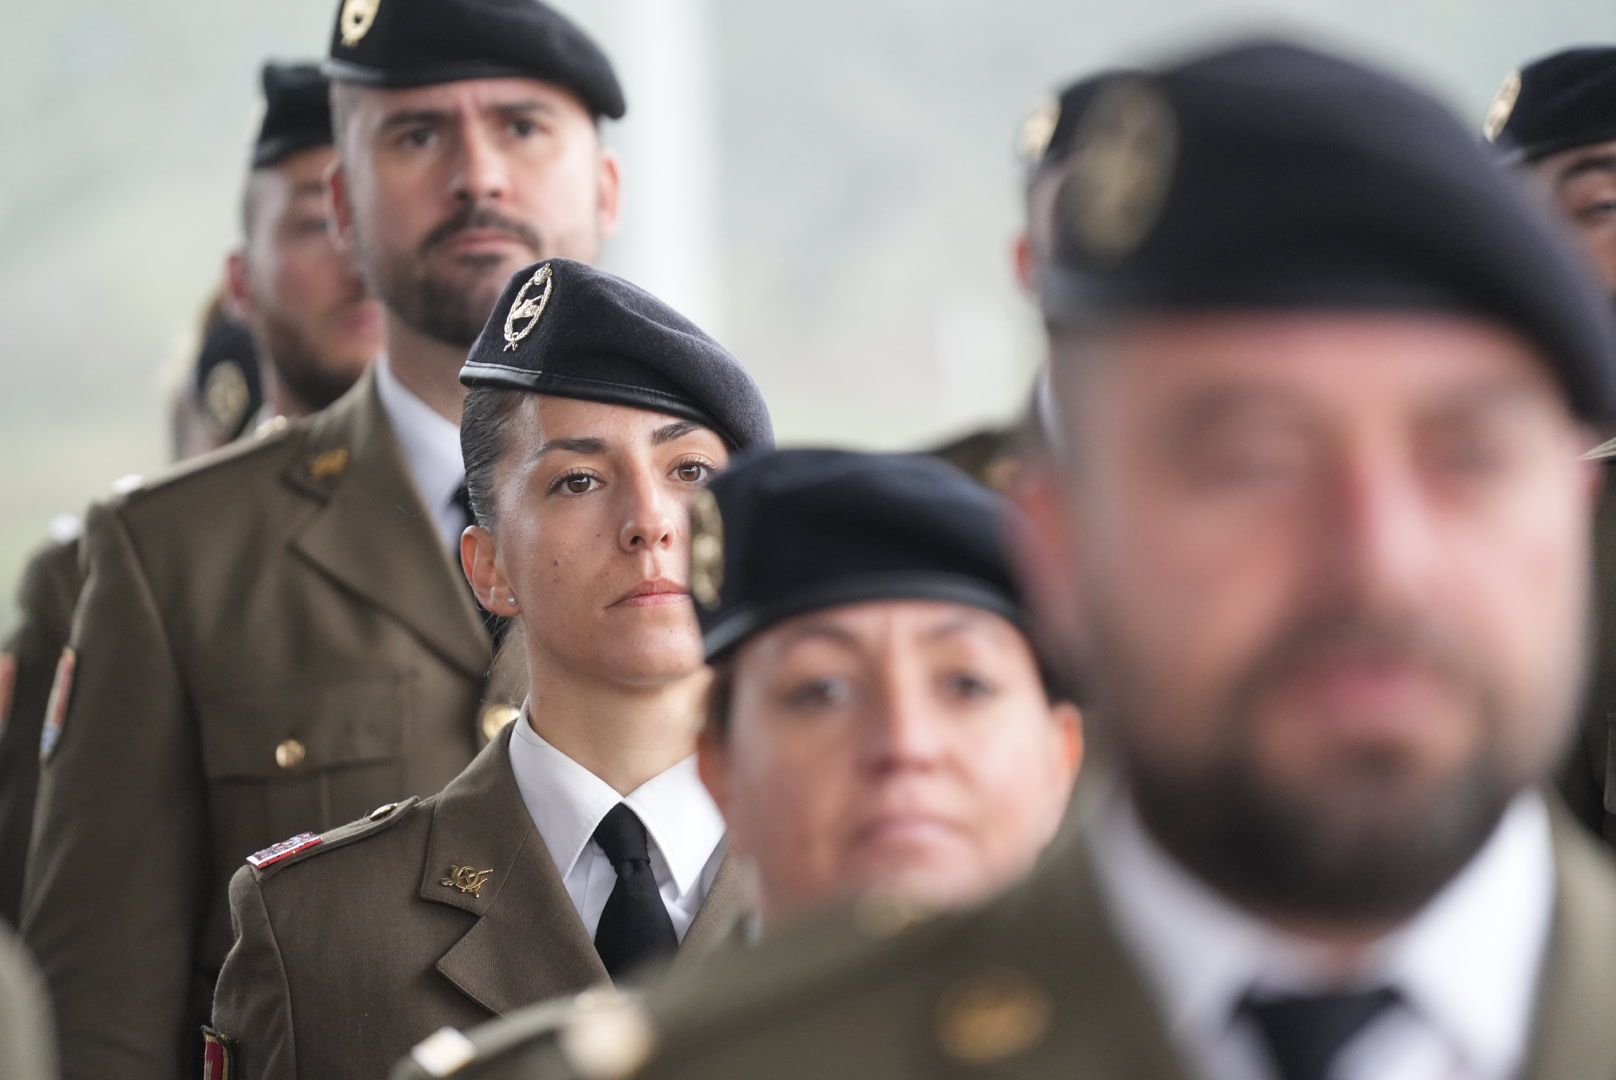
[442,865,495,897]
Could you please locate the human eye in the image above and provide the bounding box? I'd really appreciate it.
[547,470,601,496]
[941,669,999,703]
[393,125,436,151]
[671,457,718,485]
[781,675,855,712]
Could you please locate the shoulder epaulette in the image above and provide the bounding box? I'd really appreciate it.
[244,797,419,878]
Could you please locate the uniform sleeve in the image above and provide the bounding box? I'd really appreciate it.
[20,501,209,1080]
[0,536,82,925]
[212,866,298,1080]
[0,925,56,1080]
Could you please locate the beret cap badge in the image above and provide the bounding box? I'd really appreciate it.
[688,488,724,610]
[339,0,381,47]
[503,263,554,351]
[1065,77,1177,260]
[1483,70,1522,142]
[1017,96,1061,165]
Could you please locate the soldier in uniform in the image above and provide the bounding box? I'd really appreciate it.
[691,449,1081,930]
[398,39,1616,1080]
[20,3,627,1079]
[924,74,1107,489]
[0,60,370,929]
[1483,47,1616,846]
[205,258,771,1080]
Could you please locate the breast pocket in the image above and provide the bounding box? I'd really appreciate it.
[196,668,411,869]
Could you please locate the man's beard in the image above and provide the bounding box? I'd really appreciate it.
[1093,604,1565,926]
[363,207,544,348]
[257,309,365,413]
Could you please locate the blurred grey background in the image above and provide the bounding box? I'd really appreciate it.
[1,0,1612,623]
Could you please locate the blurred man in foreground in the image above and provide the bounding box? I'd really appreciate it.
[409,38,1616,1080]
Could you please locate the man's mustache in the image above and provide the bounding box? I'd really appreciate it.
[419,207,542,256]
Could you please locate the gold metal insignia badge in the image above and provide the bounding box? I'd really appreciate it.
[203,359,250,435]
[339,0,380,47]
[934,969,1053,1065]
[442,865,495,897]
[307,448,351,481]
[1065,77,1177,261]
[1017,95,1061,166]
[1483,70,1522,142]
[688,488,724,609]
[503,263,554,351]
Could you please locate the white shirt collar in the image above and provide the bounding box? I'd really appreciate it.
[507,713,727,900]
[1092,790,1555,1079]
[374,353,466,550]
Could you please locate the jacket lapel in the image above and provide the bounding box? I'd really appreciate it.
[424,730,608,1017]
[286,368,491,680]
[678,851,754,957]
[1521,801,1616,1080]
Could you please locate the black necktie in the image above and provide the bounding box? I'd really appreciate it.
[1240,986,1400,1080]
[451,482,508,647]
[592,803,678,980]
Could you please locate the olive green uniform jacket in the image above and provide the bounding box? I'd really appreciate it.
[212,725,747,1080]
[0,533,80,926]
[407,798,1616,1080]
[0,922,55,1080]
[21,368,519,1080]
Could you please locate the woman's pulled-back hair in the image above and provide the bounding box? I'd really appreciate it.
[460,386,528,529]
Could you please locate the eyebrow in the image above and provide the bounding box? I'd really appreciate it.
[652,420,702,445]
[1557,153,1616,190]
[531,436,607,462]
[919,610,1005,643]
[378,99,558,134]
[289,180,327,200]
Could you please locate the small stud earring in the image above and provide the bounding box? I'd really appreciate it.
[507,595,518,606]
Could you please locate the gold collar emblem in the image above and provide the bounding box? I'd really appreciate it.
[441,865,495,897]
[688,489,724,609]
[1483,70,1522,142]
[503,263,554,352]
[934,969,1053,1064]
[203,360,251,435]
[339,0,380,47]
[1065,77,1177,261]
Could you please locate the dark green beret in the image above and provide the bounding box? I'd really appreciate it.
[324,0,625,120]
[1039,38,1616,421]
[1489,47,1616,164]
[253,62,333,170]
[460,258,773,451]
[692,450,1025,661]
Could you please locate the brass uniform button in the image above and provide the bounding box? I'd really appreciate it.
[481,704,521,742]
[275,738,307,770]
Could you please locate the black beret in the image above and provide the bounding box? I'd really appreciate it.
[193,315,262,441]
[324,0,625,120]
[1039,39,1616,421]
[691,450,1025,661]
[1016,71,1121,181]
[252,62,333,169]
[460,258,773,451]
[1489,47,1616,164]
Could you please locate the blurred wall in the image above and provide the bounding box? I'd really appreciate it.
[1,0,1611,623]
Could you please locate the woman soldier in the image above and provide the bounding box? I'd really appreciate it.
[207,258,773,1080]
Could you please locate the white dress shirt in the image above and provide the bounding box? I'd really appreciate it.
[1091,791,1555,1080]
[374,353,469,553]
[507,715,728,941]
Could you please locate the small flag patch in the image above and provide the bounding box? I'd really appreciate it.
[39,648,76,762]
[246,832,322,869]
[202,1026,236,1080]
